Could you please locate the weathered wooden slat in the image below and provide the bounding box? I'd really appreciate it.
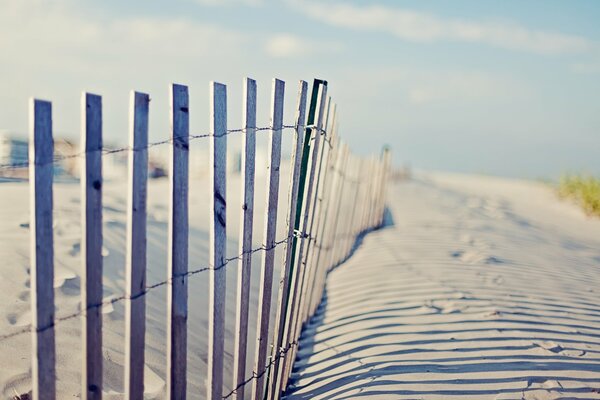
[232,78,257,400]
[310,134,342,316]
[251,78,285,400]
[281,82,328,390]
[124,91,150,400]
[378,147,392,225]
[208,81,227,400]
[299,97,333,324]
[311,135,342,311]
[267,80,308,400]
[81,92,103,400]
[305,105,338,318]
[29,98,56,400]
[324,144,349,271]
[167,83,189,400]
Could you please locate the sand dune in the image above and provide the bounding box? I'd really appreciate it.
[287,172,600,399]
[0,169,291,399]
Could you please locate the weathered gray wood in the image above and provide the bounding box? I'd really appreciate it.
[281,83,328,390]
[324,144,349,272]
[29,98,56,400]
[232,78,256,400]
[298,96,332,324]
[377,148,392,225]
[309,134,342,316]
[208,81,227,400]
[305,104,338,318]
[267,80,308,400]
[124,91,149,400]
[81,92,103,400]
[167,83,189,400]
[252,78,285,400]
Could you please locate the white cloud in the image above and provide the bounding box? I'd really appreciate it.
[264,33,343,58]
[295,2,594,55]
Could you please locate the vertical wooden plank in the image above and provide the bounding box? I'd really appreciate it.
[378,147,392,226]
[29,98,56,400]
[81,92,103,400]
[281,82,328,390]
[267,80,308,400]
[124,91,149,400]
[300,99,334,323]
[251,78,285,400]
[308,107,338,299]
[232,78,256,400]
[208,81,227,400]
[324,145,349,271]
[167,84,189,400]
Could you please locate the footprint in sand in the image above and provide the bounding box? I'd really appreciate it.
[1,371,31,400]
[6,309,31,327]
[18,291,29,302]
[450,249,506,265]
[69,242,80,257]
[535,341,587,357]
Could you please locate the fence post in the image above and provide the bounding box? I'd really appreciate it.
[302,100,336,323]
[124,91,150,400]
[306,106,339,316]
[324,144,349,271]
[251,78,285,400]
[267,80,308,400]
[281,81,328,390]
[81,92,103,400]
[208,81,227,400]
[29,98,56,400]
[296,96,331,325]
[167,83,189,400]
[232,78,257,400]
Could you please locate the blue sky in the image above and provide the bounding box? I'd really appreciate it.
[1,0,599,178]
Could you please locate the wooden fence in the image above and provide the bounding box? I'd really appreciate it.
[23,78,391,400]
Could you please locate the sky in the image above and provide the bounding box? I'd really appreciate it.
[1,0,599,178]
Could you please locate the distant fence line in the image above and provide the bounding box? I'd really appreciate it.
[18,77,392,400]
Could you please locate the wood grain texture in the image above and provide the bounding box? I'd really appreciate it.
[251,78,285,400]
[167,83,189,400]
[298,96,332,325]
[285,83,328,386]
[81,92,103,400]
[124,91,149,400]
[29,98,56,400]
[232,78,256,400]
[281,82,328,390]
[208,81,227,400]
[267,80,308,400]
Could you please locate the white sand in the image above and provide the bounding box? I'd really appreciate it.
[287,172,600,399]
[0,168,292,399]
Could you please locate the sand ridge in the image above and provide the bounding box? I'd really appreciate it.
[286,173,600,399]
